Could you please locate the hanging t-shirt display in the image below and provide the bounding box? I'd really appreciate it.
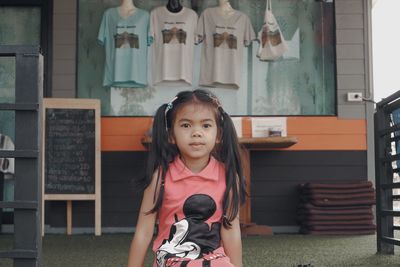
[197,7,255,89]
[98,7,149,88]
[149,6,198,86]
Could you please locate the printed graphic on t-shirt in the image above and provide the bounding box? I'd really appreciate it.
[156,194,221,267]
[114,25,139,49]
[261,26,283,47]
[114,32,139,48]
[162,27,187,44]
[213,32,237,49]
[213,25,237,50]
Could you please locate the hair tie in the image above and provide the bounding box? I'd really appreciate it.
[205,93,224,121]
[207,93,222,108]
[164,96,178,131]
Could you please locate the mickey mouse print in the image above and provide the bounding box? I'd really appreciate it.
[156,194,222,266]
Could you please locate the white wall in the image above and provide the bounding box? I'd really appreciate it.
[52,0,76,98]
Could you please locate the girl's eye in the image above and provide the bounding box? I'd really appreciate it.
[181,123,190,128]
[203,123,212,128]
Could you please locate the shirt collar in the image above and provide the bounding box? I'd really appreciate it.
[170,156,219,182]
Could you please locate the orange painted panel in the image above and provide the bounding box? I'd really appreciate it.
[102,135,147,151]
[101,118,152,151]
[287,117,366,134]
[101,117,152,135]
[242,117,366,136]
[289,134,367,150]
[101,117,367,151]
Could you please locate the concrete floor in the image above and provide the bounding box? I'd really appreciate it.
[1,233,400,266]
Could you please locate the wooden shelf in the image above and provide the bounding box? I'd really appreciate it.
[141,136,297,149]
[239,137,298,149]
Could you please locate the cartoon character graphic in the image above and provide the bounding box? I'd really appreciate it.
[156,194,221,267]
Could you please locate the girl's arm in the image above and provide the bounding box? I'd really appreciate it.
[127,172,160,267]
[221,215,243,267]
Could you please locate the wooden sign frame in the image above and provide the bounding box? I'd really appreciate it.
[42,98,101,236]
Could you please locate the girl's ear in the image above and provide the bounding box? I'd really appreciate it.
[216,128,222,144]
[168,132,176,144]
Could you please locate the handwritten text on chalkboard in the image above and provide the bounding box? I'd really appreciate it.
[45,109,95,194]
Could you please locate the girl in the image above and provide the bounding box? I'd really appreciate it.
[127,89,246,267]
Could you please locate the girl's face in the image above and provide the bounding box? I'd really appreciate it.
[171,103,219,169]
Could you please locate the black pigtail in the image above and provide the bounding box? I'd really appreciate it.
[219,109,247,228]
[143,104,177,214]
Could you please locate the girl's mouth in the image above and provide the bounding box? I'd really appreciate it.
[189,142,205,148]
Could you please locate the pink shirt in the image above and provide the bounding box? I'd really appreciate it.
[153,156,226,251]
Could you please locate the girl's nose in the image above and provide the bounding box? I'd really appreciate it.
[191,129,202,137]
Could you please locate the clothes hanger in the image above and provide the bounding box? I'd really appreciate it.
[166,0,183,13]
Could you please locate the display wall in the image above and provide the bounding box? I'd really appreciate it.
[77,0,335,116]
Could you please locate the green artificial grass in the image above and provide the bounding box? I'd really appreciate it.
[0,233,400,266]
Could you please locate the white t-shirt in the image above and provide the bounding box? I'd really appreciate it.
[0,134,14,175]
[197,7,255,89]
[149,6,198,86]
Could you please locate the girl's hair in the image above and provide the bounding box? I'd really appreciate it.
[138,89,246,228]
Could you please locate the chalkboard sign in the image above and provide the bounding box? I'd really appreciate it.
[45,108,95,194]
[42,98,101,236]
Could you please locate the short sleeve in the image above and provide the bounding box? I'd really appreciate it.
[97,11,108,45]
[195,11,206,44]
[243,15,256,47]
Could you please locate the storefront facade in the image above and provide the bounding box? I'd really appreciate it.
[0,0,374,233]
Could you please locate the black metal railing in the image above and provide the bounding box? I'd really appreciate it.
[0,45,42,266]
[375,90,400,254]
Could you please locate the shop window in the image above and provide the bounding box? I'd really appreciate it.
[77,0,335,116]
[0,56,16,141]
[0,7,41,139]
[0,7,40,215]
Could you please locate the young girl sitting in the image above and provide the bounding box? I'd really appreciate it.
[127,89,246,267]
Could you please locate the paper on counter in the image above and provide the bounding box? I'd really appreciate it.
[251,117,287,138]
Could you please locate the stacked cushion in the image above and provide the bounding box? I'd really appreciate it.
[298,181,376,235]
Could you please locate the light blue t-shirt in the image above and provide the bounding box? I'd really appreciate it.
[98,7,149,88]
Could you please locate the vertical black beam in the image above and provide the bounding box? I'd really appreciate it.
[375,108,394,254]
[383,110,394,254]
[13,49,42,266]
[374,110,381,252]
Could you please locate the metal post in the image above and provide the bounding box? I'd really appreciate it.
[374,109,394,254]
